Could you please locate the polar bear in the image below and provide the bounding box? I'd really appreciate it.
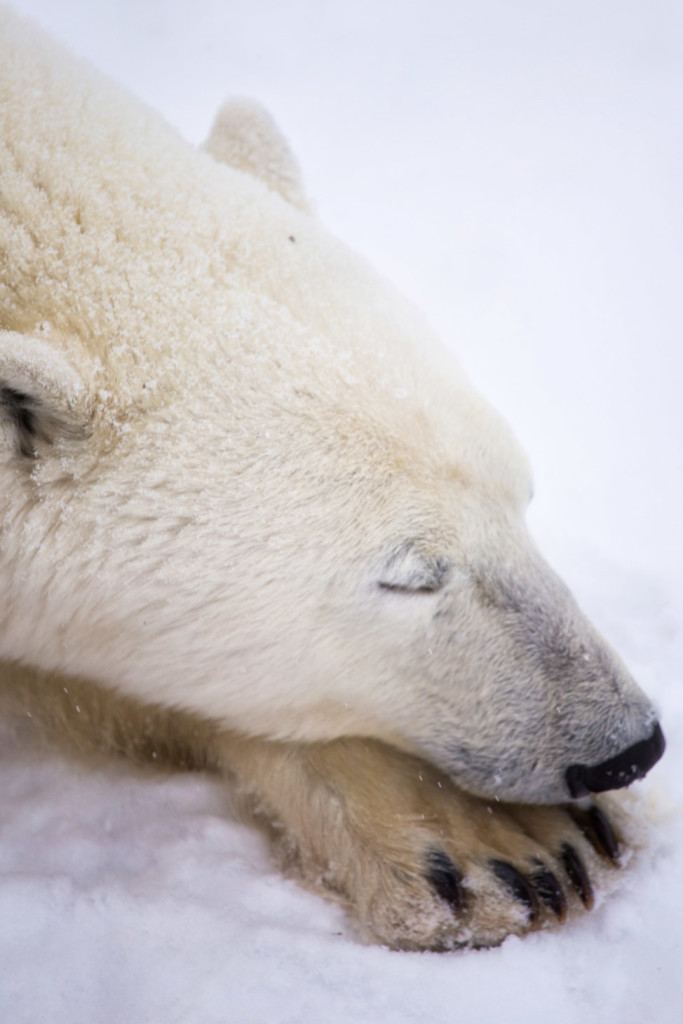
[0,8,664,949]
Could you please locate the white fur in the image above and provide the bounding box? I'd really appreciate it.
[0,6,657,807]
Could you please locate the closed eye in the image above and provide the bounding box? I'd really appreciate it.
[378,580,444,594]
[377,543,451,594]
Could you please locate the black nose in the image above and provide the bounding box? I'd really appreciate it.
[565,722,665,798]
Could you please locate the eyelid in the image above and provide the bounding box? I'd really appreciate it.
[377,545,451,594]
[378,579,443,594]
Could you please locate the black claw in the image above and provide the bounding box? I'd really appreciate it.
[426,850,465,914]
[587,805,621,864]
[561,843,594,909]
[568,804,621,864]
[490,860,539,924]
[530,862,567,922]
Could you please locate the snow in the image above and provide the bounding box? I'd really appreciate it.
[2,1,682,1021]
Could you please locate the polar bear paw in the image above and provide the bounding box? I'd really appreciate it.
[219,734,629,950]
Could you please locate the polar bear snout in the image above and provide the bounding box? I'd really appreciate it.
[565,721,665,798]
[407,555,666,805]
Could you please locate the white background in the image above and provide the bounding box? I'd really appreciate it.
[2,2,682,1021]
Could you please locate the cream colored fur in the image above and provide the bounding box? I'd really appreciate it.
[0,7,659,948]
[203,98,311,211]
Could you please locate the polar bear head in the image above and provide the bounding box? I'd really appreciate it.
[0,16,663,804]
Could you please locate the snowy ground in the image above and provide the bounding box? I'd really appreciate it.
[2,1,682,1021]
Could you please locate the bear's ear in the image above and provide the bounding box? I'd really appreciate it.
[0,331,90,458]
[203,98,311,212]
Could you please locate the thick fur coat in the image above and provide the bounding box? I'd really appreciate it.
[0,7,663,948]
